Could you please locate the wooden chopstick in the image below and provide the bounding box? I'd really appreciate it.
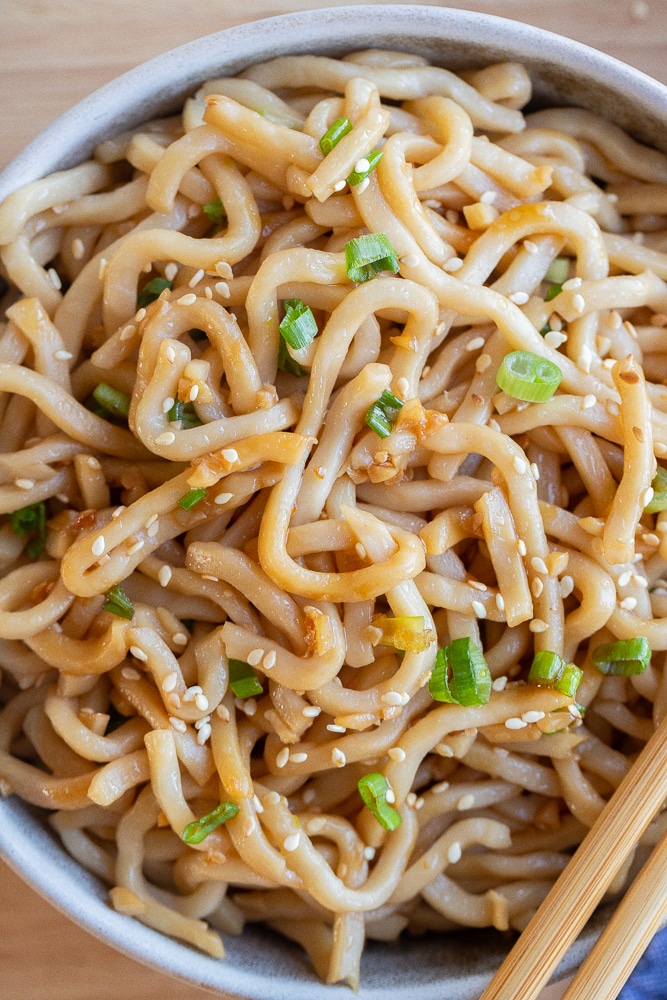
[559,826,667,1000]
[478,710,667,1000]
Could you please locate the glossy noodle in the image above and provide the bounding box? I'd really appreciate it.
[1,48,667,988]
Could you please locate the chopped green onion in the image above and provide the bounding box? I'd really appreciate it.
[277,336,307,377]
[103,585,135,621]
[357,772,402,831]
[177,488,207,510]
[168,400,202,428]
[529,650,583,697]
[9,501,47,558]
[544,257,569,285]
[137,277,172,307]
[182,801,240,844]
[319,117,352,155]
[92,382,131,420]
[592,637,651,676]
[539,323,551,337]
[429,638,492,707]
[545,283,562,302]
[228,658,264,699]
[496,350,562,402]
[202,198,226,224]
[365,388,403,439]
[345,233,399,284]
[279,299,318,350]
[645,466,667,513]
[372,615,435,652]
[347,149,383,186]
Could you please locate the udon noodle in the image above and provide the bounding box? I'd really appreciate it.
[1,47,667,988]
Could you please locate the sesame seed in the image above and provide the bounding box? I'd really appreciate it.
[562,277,582,291]
[363,845,376,860]
[71,238,85,259]
[516,540,527,556]
[447,842,462,864]
[578,345,593,373]
[397,376,410,397]
[183,686,202,703]
[544,330,568,349]
[331,747,346,768]
[14,478,35,490]
[355,543,367,559]
[196,723,211,745]
[167,693,181,709]
[399,252,420,268]
[164,263,179,281]
[54,349,73,361]
[466,336,486,352]
[126,539,144,556]
[247,648,265,666]
[469,580,488,591]
[119,324,136,342]
[158,565,173,591]
[263,650,277,670]
[582,394,597,409]
[472,599,487,618]
[162,673,178,693]
[522,710,545,723]
[172,632,188,646]
[531,463,541,480]
[307,816,327,834]
[523,240,538,254]
[169,716,187,733]
[436,743,454,757]
[263,790,281,806]
[135,307,147,322]
[220,448,239,463]
[385,788,396,804]
[530,556,548,575]
[155,431,176,445]
[355,158,370,175]
[214,492,233,505]
[111,506,125,519]
[529,618,548,633]
[216,704,230,721]
[290,752,308,763]
[513,456,527,474]
[215,280,230,298]
[381,691,404,706]
[641,488,654,508]
[495,593,505,611]
[618,571,632,588]
[405,792,416,807]
[333,179,347,192]
[144,513,158,529]
[457,793,475,810]
[632,574,648,588]
[283,832,301,852]
[480,190,497,204]
[509,291,529,305]
[201,574,218,582]
[327,724,346,733]
[531,577,544,598]
[656,443,667,456]
[443,257,463,272]
[129,645,147,662]
[91,536,105,557]
[476,353,492,373]
[188,268,205,288]
[189,384,199,402]
[177,293,197,307]
[505,717,528,730]
[276,747,290,769]
[492,676,508,691]
[164,345,176,363]
[387,747,406,762]
[620,596,638,611]
[302,706,321,718]
[195,693,209,712]
[121,667,140,681]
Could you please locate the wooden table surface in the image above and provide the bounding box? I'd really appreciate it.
[1,2,666,998]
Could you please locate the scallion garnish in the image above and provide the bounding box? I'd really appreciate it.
[319,117,352,155]
[92,382,131,420]
[496,350,562,402]
[103,584,135,621]
[168,400,202,428]
[177,488,207,510]
[529,650,583,697]
[645,466,667,513]
[345,233,399,284]
[372,615,435,652]
[545,283,562,302]
[202,198,226,224]
[544,257,570,285]
[137,277,172,307]
[357,772,402,831]
[9,501,47,558]
[279,299,318,351]
[228,658,264,699]
[429,637,492,707]
[347,149,383,186]
[182,801,240,844]
[277,336,307,377]
[592,637,651,676]
[365,388,403,439]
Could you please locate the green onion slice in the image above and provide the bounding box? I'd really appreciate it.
[9,501,47,558]
[529,650,583,697]
[357,772,402,831]
[103,585,135,621]
[345,233,399,284]
[558,663,584,698]
[365,388,403,439]
[92,382,131,420]
[168,400,202,428]
[592,637,651,676]
[372,615,435,652]
[279,299,318,351]
[544,257,569,285]
[645,466,667,513]
[182,801,240,844]
[429,638,492,707]
[137,277,172,307]
[178,488,207,510]
[277,336,307,377]
[544,283,562,302]
[202,198,226,224]
[319,117,352,155]
[229,658,264,699]
[496,350,562,402]
[347,149,383,186]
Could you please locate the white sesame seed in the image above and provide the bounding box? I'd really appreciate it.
[443,256,463,272]
[164,345,176,363]
[126,539,144,556]
[196,723,212,745]
[290,752,308,763]
[121,667,140,681]
[216,704,230,721]
[364,845,376,860]
[469,580,488,592]
[562,277,583,291]
[381,691,404,706]
[54,349,73,361]
[355,158,371,174]
[513,456,527,475]
[283,832,301,852]
[385,788,396,804]
[195,693,209,712]
[215,261,233,279]
[188,268,205,288]
[169,716,187,733]
[505,717,528,730]
[128,645,147,662]
[14,478,35,490]
[495,592,505,611]
[523,240,538,254]
[509,291,529,305]
[201,574,219,582]
[544,330,568,349]
[530,556,548,575]
[472,599,487,618]
[620,596,638,611]
[492,676,508,691]
[307,816,327,834]
[214,280,230,298]
[618,571,632,588]
[119,324,136,342]
[276,747,290,769]
[641,488,654,508]
[164,263,179,281]
[172,632,188,646]
[480,190,497,204]
[405,792,416,807]
[632,574,648,589]
[155,431,176,446]
[183,686,202,703]
[436,743,454,757]
[355,543,367,559]
[457,793,475,811]
[531,463,541,481]
[516,540,527,556]
[476,353,492,373]
[522,710,545,724]
[220,448,239,463]
[447,841,462,864]
[189,384,199,402]
[331,747,346,768]
[531,577,544,598]
[581,394,597,411]
[177,293,197,306]
[71,238,85,259]
[387,747,406,762]
[327,724,346,733]
[214,492,233,505]
[247,648,265,666]
[135,307,146,322]
[529,618,548,633]
[466,336,486,352]
[302,705,321,718]
[263,790,281,807]
[111,506,125,519]
[91,536,105,557]
[399,252,420,268]
[263,650,277,670]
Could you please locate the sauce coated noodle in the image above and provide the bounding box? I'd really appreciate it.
[1,48,667,987]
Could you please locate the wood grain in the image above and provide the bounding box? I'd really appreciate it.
[0,2,665,997]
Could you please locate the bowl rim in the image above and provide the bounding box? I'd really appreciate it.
[0,5,665,999]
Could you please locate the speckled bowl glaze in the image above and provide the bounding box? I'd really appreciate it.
[0,7,665,999]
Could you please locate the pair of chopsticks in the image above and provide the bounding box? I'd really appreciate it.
[479,710,667,1000]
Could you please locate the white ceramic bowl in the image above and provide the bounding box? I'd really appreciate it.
[1,7,666,999]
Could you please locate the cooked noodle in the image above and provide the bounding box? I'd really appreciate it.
[0,48,666,988]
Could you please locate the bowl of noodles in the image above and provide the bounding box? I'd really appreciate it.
[1,5,667,999]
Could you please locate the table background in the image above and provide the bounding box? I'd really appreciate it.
[1,1,666,997]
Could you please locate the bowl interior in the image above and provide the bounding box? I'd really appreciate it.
[1,6,665,999]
